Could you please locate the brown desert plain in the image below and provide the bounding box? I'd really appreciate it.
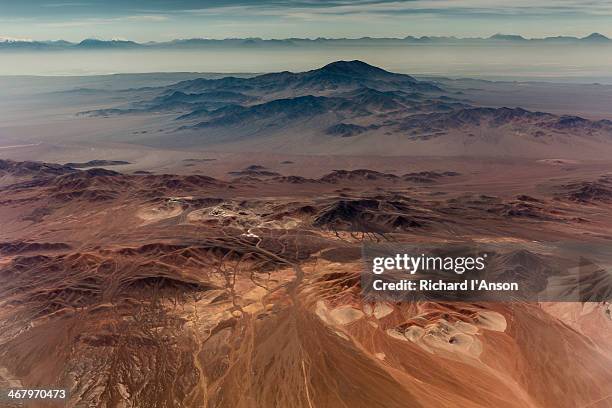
[0,61,611,407]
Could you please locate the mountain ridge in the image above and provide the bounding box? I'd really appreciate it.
[1,33,611,50]
[78,60,612,158]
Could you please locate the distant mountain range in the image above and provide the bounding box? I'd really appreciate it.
[1,33,611,50]
[79,60,612,158]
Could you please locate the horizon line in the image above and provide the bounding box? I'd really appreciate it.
[1,32,610,44]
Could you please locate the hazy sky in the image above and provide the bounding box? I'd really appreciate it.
[1,0,612,42]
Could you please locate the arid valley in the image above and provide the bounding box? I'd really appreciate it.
[0,61,611,407]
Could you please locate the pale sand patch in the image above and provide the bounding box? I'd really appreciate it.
[242,303,264,314]
[0,366,22,388]
[402,319,485,357]
[137,202,183,223]
[241,286,269,314]
[242,286,268,303]
[475,311,507,332]
[187,205,239,222]
[455,321,479,335]
[315,300,331,325]
[259,217,301,229]
[334,330,349,340]
[386,328,408,341]
[329,306,364,325]
[404,325,425,342]
[422,332,483,357]
[421,320,483,358]
[373,302,394,319]
[187,205,300,233]
[186,208,211,222]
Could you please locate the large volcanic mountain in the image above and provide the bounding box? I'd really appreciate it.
[81,60,612,158]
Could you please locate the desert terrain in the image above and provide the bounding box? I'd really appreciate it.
[0,62,611,407]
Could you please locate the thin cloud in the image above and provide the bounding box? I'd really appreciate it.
[42,14,169,28]
[165,0,612,18]
[41,2,90,7]
[124,15,169,22]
